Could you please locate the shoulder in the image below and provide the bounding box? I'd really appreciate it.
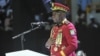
[62,22,76,29]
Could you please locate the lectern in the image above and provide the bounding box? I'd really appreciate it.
[5,49,48,56]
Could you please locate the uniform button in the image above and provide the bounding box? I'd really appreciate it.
[54,46,58,52]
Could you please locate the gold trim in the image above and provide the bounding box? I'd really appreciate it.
[60,50,66,56]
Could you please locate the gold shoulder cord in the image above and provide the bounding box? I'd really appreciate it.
[50,27,55,41]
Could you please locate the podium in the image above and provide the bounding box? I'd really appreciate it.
[5,50,48,56]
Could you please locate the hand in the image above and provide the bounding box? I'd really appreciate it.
[45,38,55,49]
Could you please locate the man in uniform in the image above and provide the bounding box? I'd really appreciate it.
[45,2,78,56]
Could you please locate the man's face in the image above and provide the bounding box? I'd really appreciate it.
[52,11,64,24]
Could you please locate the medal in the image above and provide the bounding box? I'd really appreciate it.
[54,46,58,52]
[55,31,62,45]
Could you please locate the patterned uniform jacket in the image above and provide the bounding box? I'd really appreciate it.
[50,22,78,56]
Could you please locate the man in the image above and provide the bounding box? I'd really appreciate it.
[45,2,78,56]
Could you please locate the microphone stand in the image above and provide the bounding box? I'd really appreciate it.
[12,25,40,50]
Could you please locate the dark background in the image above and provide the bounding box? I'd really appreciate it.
[12,0,50,54]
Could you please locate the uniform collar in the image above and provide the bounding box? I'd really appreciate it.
[54,18,70,27]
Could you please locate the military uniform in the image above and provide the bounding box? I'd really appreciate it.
[50,21,78,56]
[45,2,78,56]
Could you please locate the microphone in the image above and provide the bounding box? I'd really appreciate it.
[31,21,49,26]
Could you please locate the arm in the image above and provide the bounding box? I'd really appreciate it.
[45,26,55,49]
[45,37,55,49]
[62,24,78,55]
